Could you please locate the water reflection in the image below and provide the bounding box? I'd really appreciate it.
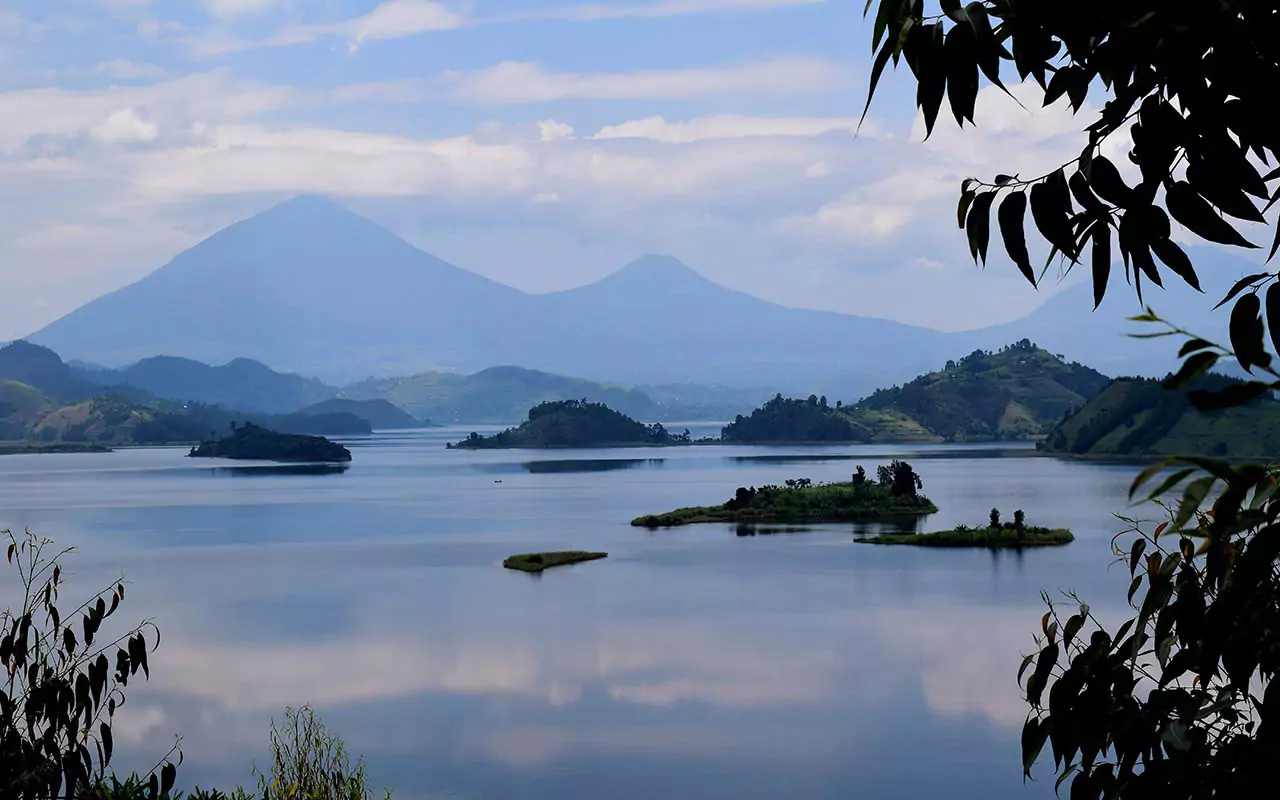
[523,458,666,474]
[205,464,351,477]
[0,431,1142,799]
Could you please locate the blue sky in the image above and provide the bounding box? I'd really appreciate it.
[0,0,1127,339]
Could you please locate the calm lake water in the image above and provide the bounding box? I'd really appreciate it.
[0,429,1150,799]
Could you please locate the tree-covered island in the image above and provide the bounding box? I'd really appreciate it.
[188,421,352,463]
[448,399,690,449]
[860,509,1073,549]
[632,460,936,527]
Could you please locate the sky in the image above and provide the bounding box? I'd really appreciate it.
[0,0,1144,340]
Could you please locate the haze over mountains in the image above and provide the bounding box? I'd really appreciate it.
[28,196,1246,396]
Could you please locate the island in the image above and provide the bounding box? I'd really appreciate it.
[632,460,936,527]
[860,509,1073,549]
[449,399,690,449]
[503,551,609,573]
[188,422,352,463]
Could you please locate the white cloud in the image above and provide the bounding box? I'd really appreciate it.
[193,0,467,55]
[532,191,562,203]
[593,114,859,143]
[537,120,575,141]
[805,161,831,178]
[504,0,825,22]
[202,0,281,18]
[448,58,847,104]
[94,59,168,80]
[327,79,426,104]
[88,108,160,144]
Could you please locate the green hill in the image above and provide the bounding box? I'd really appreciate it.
[294,398,424,429]
[0,380,57,440]
[449,399,687,449]
[852,340,1110,441]
[1039,376,1280,458]
[722,394,871,444]
[341,366,659,425]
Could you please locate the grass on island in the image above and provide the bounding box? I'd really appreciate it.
[0,442,112,455]
[632,464,937,528]
[861,525,1074,549]
[503,551,609,573]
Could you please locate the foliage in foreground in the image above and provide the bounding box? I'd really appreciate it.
[632,461,935,527]
[1,528,178,800]
[861,3,1280,796]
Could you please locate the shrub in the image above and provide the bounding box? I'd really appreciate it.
[254,706,389,800]
[1,528,179,800]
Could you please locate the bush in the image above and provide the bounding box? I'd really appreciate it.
[1,528,178,800]
[254,706,389,800]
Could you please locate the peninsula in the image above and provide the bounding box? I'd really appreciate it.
[632,460,936,527]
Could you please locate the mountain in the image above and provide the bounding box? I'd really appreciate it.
[852,340,1112,440]
[83,355,336,414]
[338,365,661,425]
[27,197,953,394]
[29,196,529,381]
[0,341,101,402]
[294,398,422,429]
[1040,376,1280,458]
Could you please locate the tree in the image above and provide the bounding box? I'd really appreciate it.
[2,529,179,800]
[862,3,1280,796]
[989,507,1001,529]
[877,460,924,499]
[862,0,1280,411]
[1014,509,1026,541]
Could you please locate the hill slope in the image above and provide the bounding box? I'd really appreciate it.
[295,398,422,429]
[83,355,335,414]
[27,197,953,394]
[0,341,101,402]
[1040,376,1280,458]
[339,365,660,425]
[852,340,1111,440]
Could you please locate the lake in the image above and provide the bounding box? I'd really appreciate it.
[0,429,1148,799]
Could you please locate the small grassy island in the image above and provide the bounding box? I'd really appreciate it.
[449,399,690,449]
[188,422,352,463]
[861,509,1073,549]
[632,460,937,527]
[503,551,609,573]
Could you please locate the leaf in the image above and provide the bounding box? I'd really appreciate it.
[1174,476,1215,530]
[1087,156,1133,207]
[958,186,976,230]
[1188,381,1272,411]
[1091,221,1111,308]
[945,24,979,125]
[1164,353,1219,389]
[1130,457,1175,498]
[101,722,113,765]
[1186,160,1266,222]
[1144,468,1197,503]
[161,763,177,796]
[859,41,896,131]
[1229,293,1269,372]
[1021,717,1050,777]
[999,191,1035,285]
[1217,272,1271,310]
[1166,181,1258,248]
[1177,338,1214,358]
[1031,171,1077,260]
[915,23,947,139]
[1151,239,1201,291]
[1266,283,1280,359]
[966,191,995,263]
